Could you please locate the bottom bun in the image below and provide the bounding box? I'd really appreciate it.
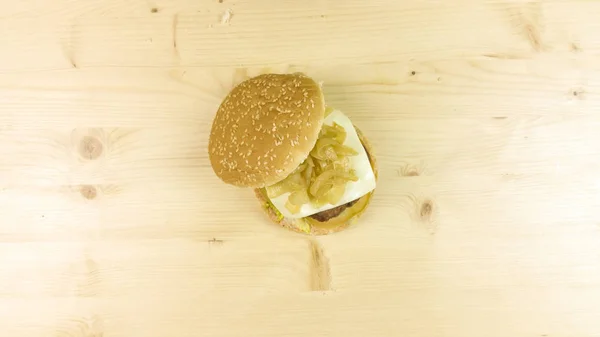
[254,125,378,235]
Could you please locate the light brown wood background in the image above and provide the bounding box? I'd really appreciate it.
[2,0,600,336]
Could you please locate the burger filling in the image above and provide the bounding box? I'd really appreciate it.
[308,198,358,222]
[265,108,377,221]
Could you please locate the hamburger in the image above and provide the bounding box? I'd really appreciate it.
[208,72,378,235]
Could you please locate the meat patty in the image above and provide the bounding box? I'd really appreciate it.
[309,199,358,222]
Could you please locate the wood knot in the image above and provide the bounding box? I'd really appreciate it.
[411,197,438,234]
[571,88,585,99]
[80,185,97,200]
[420,200,433,219]
[71,129,108,162]
[506,3,547,52]
[308,239,331,291]
[79,136,103,160]
[398,162,424,177]
[570,42,581,52]
[208,237,224,244]
[405,169,419,177]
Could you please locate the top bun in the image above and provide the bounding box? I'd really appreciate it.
[208,73,325,188]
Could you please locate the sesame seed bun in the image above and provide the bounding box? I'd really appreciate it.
[254,126,378,235]
[208,73,325,188]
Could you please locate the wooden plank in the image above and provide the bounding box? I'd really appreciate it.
[2,0,600,336]
[4,0,600,70]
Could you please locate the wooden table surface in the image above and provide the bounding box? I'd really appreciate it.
[2,0,600,336]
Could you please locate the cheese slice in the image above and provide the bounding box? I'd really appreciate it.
[269,110,377,219]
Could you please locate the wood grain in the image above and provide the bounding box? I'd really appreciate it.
[2,0,600,336]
